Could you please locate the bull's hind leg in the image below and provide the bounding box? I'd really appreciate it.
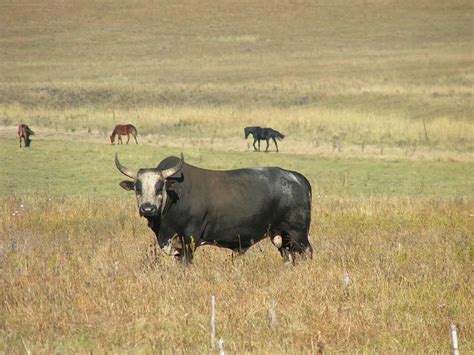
[272,225,312,264]
[283,230,312,263]
[270,233,292,263]
[181,244,194,265]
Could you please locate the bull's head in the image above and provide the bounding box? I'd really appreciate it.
[115,153,184,217]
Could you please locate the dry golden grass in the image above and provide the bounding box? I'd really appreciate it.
[1,0,473,155]
[1,196,472,352]
[1,104,473,161]
[1,0,473,352]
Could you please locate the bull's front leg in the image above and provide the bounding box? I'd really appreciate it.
[160,234,195,265]
[181,236,195,265]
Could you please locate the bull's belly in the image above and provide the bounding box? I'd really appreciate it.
[201,224,269,250]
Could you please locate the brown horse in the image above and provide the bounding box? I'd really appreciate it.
[18,124,34,147]
[110,124,138,145]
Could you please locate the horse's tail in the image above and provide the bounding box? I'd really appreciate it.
[273,129,285,140]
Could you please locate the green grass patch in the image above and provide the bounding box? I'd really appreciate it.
[1,138,472,197]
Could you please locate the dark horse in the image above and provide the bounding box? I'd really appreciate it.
[18,124,34,148]
[110,124,138,145]
[244,126,285,152]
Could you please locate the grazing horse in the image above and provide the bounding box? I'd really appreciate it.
[18,124,34,148]
[110,124,138,145]
[244,126,285,152]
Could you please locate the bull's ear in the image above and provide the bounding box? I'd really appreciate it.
[165,180,177,191]
[119,180,135,191]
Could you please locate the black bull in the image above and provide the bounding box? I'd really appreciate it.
[115,154,313,263]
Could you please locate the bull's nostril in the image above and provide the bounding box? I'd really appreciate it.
[140,204,157,215]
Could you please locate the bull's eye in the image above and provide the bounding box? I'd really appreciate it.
[135,181,142,194]
[155,181,164,194]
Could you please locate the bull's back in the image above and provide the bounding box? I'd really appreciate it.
[207,167,311,247]
[159,157,310,209]
[160,157,311,243]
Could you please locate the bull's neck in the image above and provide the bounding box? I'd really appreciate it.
[146,215,161,234]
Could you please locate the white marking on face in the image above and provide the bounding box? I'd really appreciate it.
[135,170,164,209]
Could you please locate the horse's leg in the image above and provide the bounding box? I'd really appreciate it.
[118,136,123,144]
[253,139,258,151]
[265,139,269,152]
[272,137,279,152]
[19,136,22,148]
[134,134,138,144]
[258,139,261,151]
[126,134,130,144]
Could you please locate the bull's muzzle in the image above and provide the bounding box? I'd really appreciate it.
[139,203,158,216]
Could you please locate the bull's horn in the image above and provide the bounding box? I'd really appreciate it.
[115,153,137,179]
[161,153,184,179]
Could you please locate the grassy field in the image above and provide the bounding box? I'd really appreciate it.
[1,189,472,352]
[0,138,473,353]
[1,0,473,152]
[1,0,473,353]
[0,137,473,198]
